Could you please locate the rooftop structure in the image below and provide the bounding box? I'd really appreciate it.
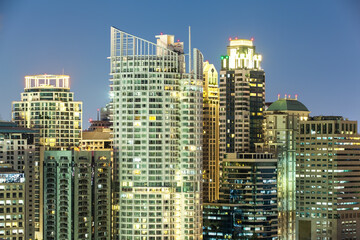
[267,97,309,112]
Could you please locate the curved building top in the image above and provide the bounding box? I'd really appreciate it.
[267,98,309,112]
[221,38,262,70]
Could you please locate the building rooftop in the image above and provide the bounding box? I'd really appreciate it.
[0,121,37,134]
[310,116,344,121]
[82,128,111,140]
[267,98,309,112]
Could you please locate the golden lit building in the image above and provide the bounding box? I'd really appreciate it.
[12,75,82,149]
[11,74,82,239]
[202,61,219,203]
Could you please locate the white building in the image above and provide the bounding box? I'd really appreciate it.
[110,27,203,239]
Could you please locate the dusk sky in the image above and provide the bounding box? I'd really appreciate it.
[0,0,359,128]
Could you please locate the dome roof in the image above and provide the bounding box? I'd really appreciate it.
[267,98,309,112]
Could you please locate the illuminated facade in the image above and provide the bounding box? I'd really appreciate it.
[0,164,25,239]
[12,74,82,239]
[204,38,277,239]
[296,116,360,240]
[263,97,310,240]
[204,154,277,240]
[110,27,203,239]
[203,61,220,203]
[0,121,37,240]
[219,38,265,153]
[12,75,82,149]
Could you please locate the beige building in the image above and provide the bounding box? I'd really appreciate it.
[202,61,220,203]
[12,74,82,149]
[263,97,310,240]
[12,74,82,239]
[296,116,360,240]
[81,127,112,151]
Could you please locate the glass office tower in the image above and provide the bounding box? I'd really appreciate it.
[204,38,277,240]
[110,27,203,239]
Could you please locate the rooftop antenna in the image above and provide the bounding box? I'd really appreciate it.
[97,109,100,121]
[189,26,191,73]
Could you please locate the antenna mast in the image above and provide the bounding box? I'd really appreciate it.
[189,26,191,73]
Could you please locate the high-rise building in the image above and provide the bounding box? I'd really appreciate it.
[110,27,203,239]
[80,115,116,239]
[0,163,25,239]
[12,74,83,239]
[296,116,360,240]
[43,150,72,240]
[43,150,112,240]
[219,38,265,153]
[204,38,278,239]
[12,74,82,149]
[0,121,37,239]
[202,61,220,203]
[204,153,278,239]
[263,97,310,240]
[73,151,111,240]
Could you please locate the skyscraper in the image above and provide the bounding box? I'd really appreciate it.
[219,38,265,153]
[110,27,203,239]
[204,38,278,239]
[264,97,310,239]
[202,61,220,203]
[296,116,360,239]
[12,74,82,239]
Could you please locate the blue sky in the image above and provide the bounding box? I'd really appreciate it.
[0,0,359,128]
